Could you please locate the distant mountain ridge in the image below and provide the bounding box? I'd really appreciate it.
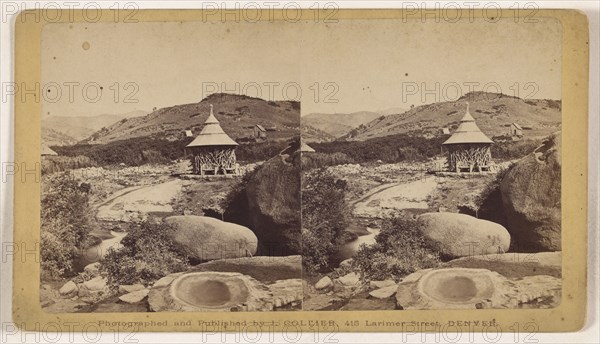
[302,107,407,139]
[42,111,147,145]
[80,93,300,145]
[343,92,561,141]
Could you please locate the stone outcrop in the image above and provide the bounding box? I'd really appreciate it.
[315,276,333,291]
[164,216,258,261]
[225,147,301,255]
[59,281,78,296]
[418,212,511,258]
[148,271,302,312]
[500,132,562,251]
[395,268,561,310]
[369,285,397,299]
[119,289,149,304]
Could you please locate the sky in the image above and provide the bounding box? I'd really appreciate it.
[41,17,561,117]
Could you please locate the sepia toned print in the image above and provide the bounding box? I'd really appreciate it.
[12,8,587,333]
[39,16,563,313]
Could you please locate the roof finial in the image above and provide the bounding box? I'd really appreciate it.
[210,104,214,116]
[466,101,470,113]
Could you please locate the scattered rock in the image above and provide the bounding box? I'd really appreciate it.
[83,276,107,291]
[369,279,396,289]
[337,272,360,287]
[315,276,333,291]
[339,259,353,269]
[119,289,149,304]
[369,285,397,299]
[77,284,90,297]
[500,132,561,252]
[59,281,78,296]
[118,284,146,294]
[418,212,511,258]
[83,262,101,275]
[269,279,303,309]
[153,275,179,289]
[164,216,258,261]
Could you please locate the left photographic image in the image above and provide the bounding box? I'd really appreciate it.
[39,21,302,313]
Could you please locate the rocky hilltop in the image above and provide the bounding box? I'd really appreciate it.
[81,93,300,144]
[343,92,560,141]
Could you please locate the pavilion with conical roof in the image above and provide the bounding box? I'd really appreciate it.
[442,102,494,172]
[186,104,239,175]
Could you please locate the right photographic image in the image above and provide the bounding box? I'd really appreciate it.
[300,17,562,311]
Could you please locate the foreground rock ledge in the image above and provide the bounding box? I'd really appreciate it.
[148,271,301,312]
[395,268,561,310]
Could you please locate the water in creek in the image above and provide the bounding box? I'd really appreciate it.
[331,227,381,267]
[73,230,127,272]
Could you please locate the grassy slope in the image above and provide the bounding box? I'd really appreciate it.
[83,93,300,144]
[347,92,561,140]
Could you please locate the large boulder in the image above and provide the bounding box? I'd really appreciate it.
[164,216,258,261]
[417,212,510,258]
[500,132,561,251]
[225,142,301,255]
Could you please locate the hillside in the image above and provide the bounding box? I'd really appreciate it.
[302,110,390,138]
[42,127,78,146]
[344,92,561,141]
[82,94,300,144]
[42,111,147,145]
[301,124,336,143]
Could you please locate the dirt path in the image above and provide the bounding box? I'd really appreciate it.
[353,176,438,217]
[96,179,183,222]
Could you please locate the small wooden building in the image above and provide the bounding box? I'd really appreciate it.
[253,124,267,139]
[186,104,239,175]
[508,122,523,137]
[442,103,494,173]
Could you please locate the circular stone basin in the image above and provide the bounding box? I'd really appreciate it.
[170,273,250,310]
[419,269,494,305]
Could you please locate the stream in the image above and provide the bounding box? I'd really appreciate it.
[74,230,127,272]
[331,227,380,267]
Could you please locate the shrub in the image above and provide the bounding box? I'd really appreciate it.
[41,174,94,279]
[353,216,440,281]
[491,139,541,161]
[100,221,190,288]
[312,134,446,163]
[301,152,355,170]
[302,169,350,272]
[236,141,288,162]
[41,155,96,175]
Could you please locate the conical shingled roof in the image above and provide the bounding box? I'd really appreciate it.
[443,103,493,145]
[186,104,238,147]
[41,144,58,156]
[299,139,316,153]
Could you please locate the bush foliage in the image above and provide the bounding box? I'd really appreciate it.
[312,134,448,163]
[491,139,542,160]
[301,169,351,272]
[353,216,441,281]
[52,137,287,168]
[301,152,355,170]
[41,174,94,279]
[100,221,190,288]
[42,155,96,175]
